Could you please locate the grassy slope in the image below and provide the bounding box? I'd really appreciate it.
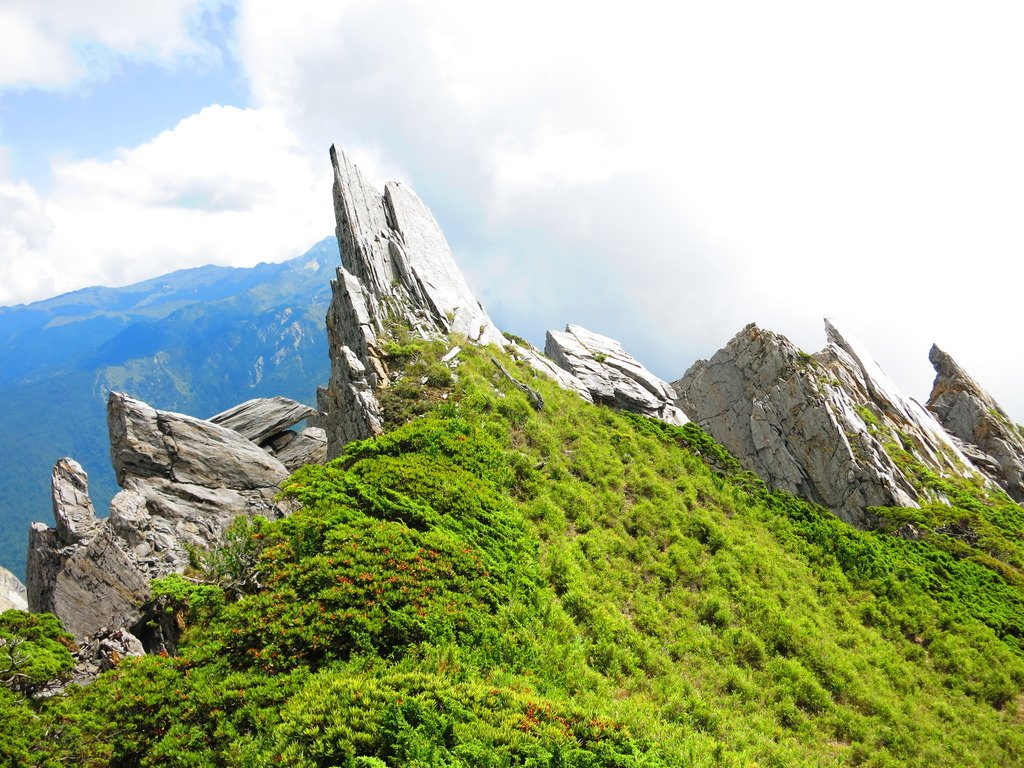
[8,337,1024,767]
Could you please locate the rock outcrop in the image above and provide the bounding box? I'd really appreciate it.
[675,320,979,527]
[27,393,295,640]
[545,324,688,425]
[0,566,27,612]
[927,345,1024,502]
[319,147,510,456]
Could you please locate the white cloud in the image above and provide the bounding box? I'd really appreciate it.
[0,104,332,303]
[0,0,221,89]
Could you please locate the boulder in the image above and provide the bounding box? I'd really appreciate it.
[0,566,27,612]
[675,320,979,527]
[108,393,288,490]
[927,345,1024,501]
[545,324,688,425]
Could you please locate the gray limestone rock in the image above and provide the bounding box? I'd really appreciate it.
[546,324,689,426]
[320,147,511,457]
[108,392,289,490]
[927,345,1024,501]
[51,457,99,545]
[0,566,27,612]
[675,320,979,527]
[209,396,319,446]
[27,392,294,640]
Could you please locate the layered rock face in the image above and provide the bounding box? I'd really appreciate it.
[26,393,313,640]
[928,345,1024,501]
[675,320,978,527]
[0,566,27,612]
[319,147,509,456]
[545,324,688,425]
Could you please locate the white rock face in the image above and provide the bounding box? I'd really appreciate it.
[928,344,1024,501]
[675,321,980,527]
[545,324,688,425]
[0,566,27,612]
[27,392,295,640]
[321,146,507,455]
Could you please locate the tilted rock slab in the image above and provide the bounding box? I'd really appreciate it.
[545,324,688,425]
[319,147,591,456]
[0,566,27,612]
[928,345,1024,502]
[27,393,292,640]
[210,396,327,471]
[319,146,507,456]
[675,320,978,527]
[209,396,319,446]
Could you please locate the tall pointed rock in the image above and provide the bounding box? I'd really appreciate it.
[319,148,511,456]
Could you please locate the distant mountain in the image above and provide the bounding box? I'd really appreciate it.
[0,237,336,577]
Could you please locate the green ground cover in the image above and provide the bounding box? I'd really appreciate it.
[4,336,1024,766]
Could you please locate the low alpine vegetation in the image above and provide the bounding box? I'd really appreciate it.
[5,337,1024,767]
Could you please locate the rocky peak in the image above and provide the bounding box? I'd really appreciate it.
[319,148,599,457]
[675,320,980,527]
[927,344,1024,501]
[320,147,511,456]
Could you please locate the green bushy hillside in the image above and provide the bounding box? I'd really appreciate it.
[4,336,1024,767]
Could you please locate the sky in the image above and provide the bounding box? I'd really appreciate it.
[1,0,1023,418]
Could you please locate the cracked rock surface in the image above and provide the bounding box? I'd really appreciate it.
[0,566,27,612]
[675,320,978,527]
[928,345,1024,502]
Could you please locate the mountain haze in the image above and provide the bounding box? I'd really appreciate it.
[0,238,336,576]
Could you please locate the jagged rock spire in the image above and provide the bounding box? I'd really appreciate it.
[675,320,980,527]
[928,344,1024,501]
[319,147,509,456]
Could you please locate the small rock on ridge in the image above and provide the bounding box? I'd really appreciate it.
[545,324,689,426]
